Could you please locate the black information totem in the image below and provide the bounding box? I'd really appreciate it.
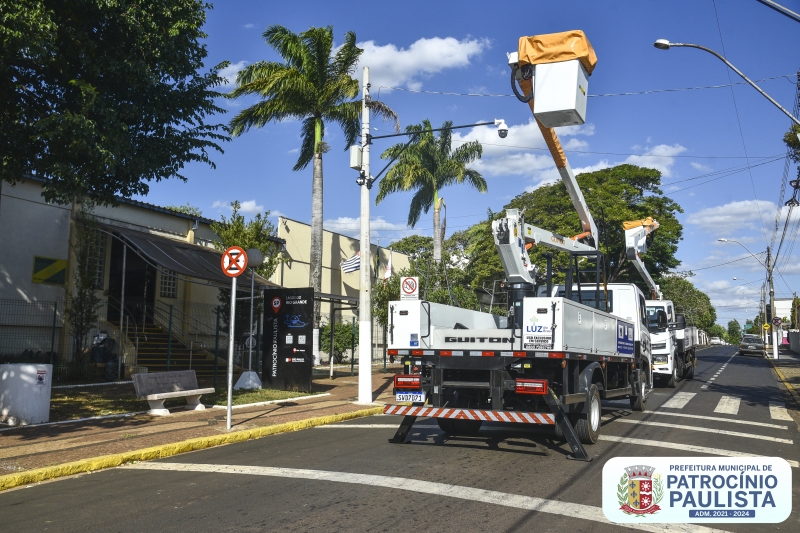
[262,287,314,391]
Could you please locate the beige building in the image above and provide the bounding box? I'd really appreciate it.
[271,216,410,322]
[0,178,280,378]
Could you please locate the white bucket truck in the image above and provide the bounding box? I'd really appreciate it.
[383,31,653,461]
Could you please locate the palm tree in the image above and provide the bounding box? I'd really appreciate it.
[376,120,486,261]
[228,25,395,327]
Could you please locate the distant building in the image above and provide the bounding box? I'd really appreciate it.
[272,217,410,324]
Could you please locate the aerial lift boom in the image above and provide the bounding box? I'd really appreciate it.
[624,218,662,300]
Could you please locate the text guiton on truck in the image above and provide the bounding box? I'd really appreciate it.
[382,30,678,461]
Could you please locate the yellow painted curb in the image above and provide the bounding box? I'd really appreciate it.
[0,406,383,492]
[768,358,800,409]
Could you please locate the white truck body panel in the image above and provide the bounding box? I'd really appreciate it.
[390,296,638,359]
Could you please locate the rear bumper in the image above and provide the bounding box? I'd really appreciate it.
[384,404,555,424]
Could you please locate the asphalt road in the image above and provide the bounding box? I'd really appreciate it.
[2,345,798,533]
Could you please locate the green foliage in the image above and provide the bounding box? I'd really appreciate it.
[166,203,203,217]
[463,165,683,293]
[228,25,365,169]
[659,276,717,330]
[791,296,800,329]
[784,123,800,166]
[320,320,358,363]
[211,201,281,338]
[210,201,281,279]
[66,202,103,367]
[726,319,742,345]
[372,235,481,327]
[376,119,486,227]
[707,324,727,340]
[1,0,229,203]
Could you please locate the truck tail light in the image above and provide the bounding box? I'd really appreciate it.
[394,375,422,390]
[388,349,398,355]
[515,379,548,395]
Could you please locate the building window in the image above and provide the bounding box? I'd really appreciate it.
[160,269,177,298]
[88,230,106,290]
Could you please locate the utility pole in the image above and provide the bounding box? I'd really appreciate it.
[766,247,779,360]
[357,66,373,404]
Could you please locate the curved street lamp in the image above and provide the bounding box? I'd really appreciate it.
[654,39,800,134]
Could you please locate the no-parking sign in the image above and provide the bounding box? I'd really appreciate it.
[400,276,419,301]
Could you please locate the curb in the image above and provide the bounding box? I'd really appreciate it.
[768,358,800,410]
[0,406,383,492]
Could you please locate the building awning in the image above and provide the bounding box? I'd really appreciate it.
[103,225,277,289]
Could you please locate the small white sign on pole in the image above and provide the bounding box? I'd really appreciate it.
[400,276,419,301]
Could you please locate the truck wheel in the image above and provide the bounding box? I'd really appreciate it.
[575,385,601,444]
[437,417,482,435]
[686,356,695,380]
[666,365,678,388]
[629,373,647,412]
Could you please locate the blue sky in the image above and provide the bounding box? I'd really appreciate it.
[136,0,800,325]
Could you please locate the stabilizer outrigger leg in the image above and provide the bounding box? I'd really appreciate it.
[543,389,592,462]
[388,403,422,443]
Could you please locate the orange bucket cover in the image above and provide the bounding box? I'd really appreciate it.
[518,30,598,75]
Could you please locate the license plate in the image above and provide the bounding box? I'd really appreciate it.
[395,392,425,403]
[748,346,755,349]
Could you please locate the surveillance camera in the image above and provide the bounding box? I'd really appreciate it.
[495,119,508,139]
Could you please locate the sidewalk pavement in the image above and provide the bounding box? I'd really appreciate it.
[771,346,800,408]
[0,372,398,485]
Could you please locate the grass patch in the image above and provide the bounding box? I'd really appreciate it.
[205,388,318,406]
[48,386,319,422]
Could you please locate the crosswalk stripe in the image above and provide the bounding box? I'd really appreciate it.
[713,396,740,415]
[603,418,793,443]
[598,435,800,468]
[769,401,793,421]
[660,392,696,409]
[640,410,787,429]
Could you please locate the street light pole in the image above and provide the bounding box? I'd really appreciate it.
[733,277,767,342]
[720,239,778,358]
[654,40,800,133]
[357,66,373,404]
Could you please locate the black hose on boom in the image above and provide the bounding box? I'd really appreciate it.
[511,65,533,103]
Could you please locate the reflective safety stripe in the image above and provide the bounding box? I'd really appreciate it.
[383,405,555,424]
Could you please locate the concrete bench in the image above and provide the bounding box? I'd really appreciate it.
[132,370,214,416]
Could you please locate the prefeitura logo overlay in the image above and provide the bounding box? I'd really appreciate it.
[602,457,792,523]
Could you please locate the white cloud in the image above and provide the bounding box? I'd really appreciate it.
[622,144,686,177]
[243,23,255,29]
[691,162,712,172]
[356,37,490,90]
[218,60,248,89]
[288,148,299,154]
[324,216,416,241]
[211,199,264,215]
[686,199,775,231]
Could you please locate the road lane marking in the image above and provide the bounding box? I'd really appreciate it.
[125,462,734,533]
[713,396,740,415]
[640,410,786,429]
[660,392,696,409]
[770,401,793,421]
[701,354,736,390]
[597,436,799,468]
[602,418,793,443]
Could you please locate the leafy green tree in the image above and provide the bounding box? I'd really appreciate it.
[659,276,717,331]
[372,233,482,328]
[320,320,358,363]
[463,165,683,294]
[791,295,800,329]
[211,201,281,339]
[707,324,727,340]
[727,319,742,345]
[377,119,485,263]
[66,202,103,370]
[1,0,229,203]
[228,25,397,328]
[166,203,203,217]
